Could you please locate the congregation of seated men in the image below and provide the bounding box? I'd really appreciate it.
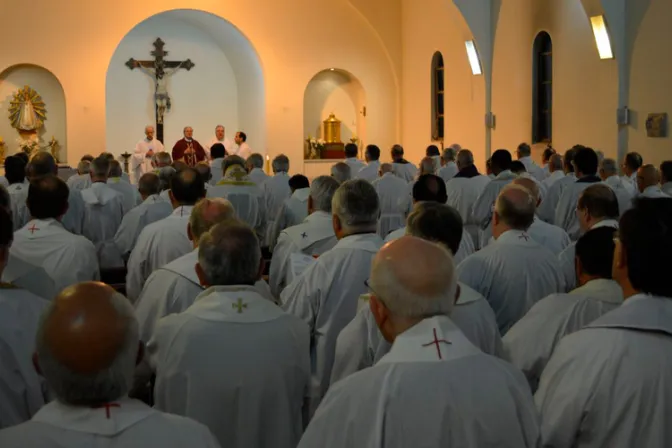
[1,139,672,448]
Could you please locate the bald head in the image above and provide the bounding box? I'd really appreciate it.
[195,162,212,184]
[494,184,535,234]
[549,154,563,172]
[370,236,456,339]
[37,282,139,405]
[380,163,393,174]
[189,198,237,244]
[419,157,436,175]
[512,177,540,207]
[637,164,659,192]
[28,152,58,178]
[456,149,474,169]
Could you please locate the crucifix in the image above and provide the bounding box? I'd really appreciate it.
[125,38,195,143]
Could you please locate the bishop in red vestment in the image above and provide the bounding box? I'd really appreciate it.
[172,127,206,167]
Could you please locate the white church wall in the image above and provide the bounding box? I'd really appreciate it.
[303,70,366,147]
[630,0,672,167]
[105,13,239,157]
[0,65,67,161]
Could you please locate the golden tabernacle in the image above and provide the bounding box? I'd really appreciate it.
[322,113,345,158]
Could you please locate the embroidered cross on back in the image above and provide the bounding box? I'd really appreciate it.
[301,232,307,239]
[28,224,40,234]
[232,298,248,313]
[518,233,530,241]
[422,328,451,360]
[92,402,120,419]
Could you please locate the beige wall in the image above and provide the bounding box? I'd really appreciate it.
[0,0,400,167]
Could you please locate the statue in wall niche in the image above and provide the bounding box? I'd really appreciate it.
[9,85,46,132]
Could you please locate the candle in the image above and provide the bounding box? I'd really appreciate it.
[265,154,271,174]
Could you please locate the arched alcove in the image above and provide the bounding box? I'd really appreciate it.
[532,31,553,144]
[431,52,445,142]
[303,69,366,158]
[0,64,67,161]
[105,9,265,157]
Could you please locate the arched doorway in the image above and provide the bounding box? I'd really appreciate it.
[532,31,553,144]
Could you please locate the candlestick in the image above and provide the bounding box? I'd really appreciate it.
[265,154,271,175]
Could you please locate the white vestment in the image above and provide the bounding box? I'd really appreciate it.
[536,294,672,448]
[662,182,672,196]
[7,183,29,231]
[538,173,576,223]
[2,254,56,300]
[205,137,233,159]
[234,142,252,160]
[542,170,564,190]
[209,158,224,185]
[437,161,458,182]
[391,161,417,183]
[269,211,338,299]
[504,279,623,391]
[126,206,194,302]
[248,168,269,186]
[372,173,412,238]
[81,183,125,269]
[330,283,503,385]
[344,157,366,176]
[281,233,384,416]
[557,219,619,291]
[640,185,670,198]
[113,195,173,259]
[603,175,634,215]
[133,138,164,184]
[300,315,539,448]
[621,172,638,196]
[457,229,565,334]
[0,397,219,448]
[267,188,310,251]
[107,177,141,215]
[355,160,380,182]
[66,173,92,191]
[445,173,491,247]
[0,286,48,429]
[385,226,475,265]
[470,170,517,244]
[135,248,273,342]
[261,172,292,246]
[8,218,99,295]
[0,176,7,188]
[555,176,603,240]
[150,286,309,448]
[527,216,571,255]
[207,183,265,239]
[519,156,546,182]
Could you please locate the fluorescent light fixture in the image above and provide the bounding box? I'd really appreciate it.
[590,15,614,59]
[465,40,482,75]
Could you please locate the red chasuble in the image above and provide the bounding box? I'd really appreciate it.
[172,139,206,167]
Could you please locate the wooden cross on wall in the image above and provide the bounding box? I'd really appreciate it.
[125,38,195,143]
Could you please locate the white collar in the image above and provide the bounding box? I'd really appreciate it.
[591,219,619,230]
[549,170,564,178]
[171,205,193,217]
[494,229,535,246]
[291,187,311,202]
[571,278,623,304]
[334,233,383,252]
[456,283,483,305]
[623,292,654,307]
[141,194,162,205]
[494,170,516,180]
[630,172,638,181]
[188,285,281,323]
[346,157,360,162]
[642,185,666,197]
[185,138,193,143]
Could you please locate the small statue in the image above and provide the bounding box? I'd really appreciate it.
[9,86,46,131]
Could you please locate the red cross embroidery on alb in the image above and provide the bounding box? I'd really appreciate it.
[92,402,120,419]
[422,328,451,360]
[28,224,40,234]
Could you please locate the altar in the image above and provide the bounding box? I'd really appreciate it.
[302,158,343,180]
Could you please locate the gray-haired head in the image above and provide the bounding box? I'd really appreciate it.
[332,179,379,234]
[246,153,264,169]
[310,175,340,213]
[331,162,352,184]
[380,163,393,174]
[157,166,177,191]
[77,160,91,175]
[600,158,619,179]
[495,184,536,231]
[512,177,541,208]
[442,147,458,162]
[90,157,110,180]
[138,173,161,197]
[153,151,172,167]
[419,157,437,175]
[517,142,532,157]
[198,221,262,286]
[456,149,474,168]
[222,155,246,174]
[108,160,123,178]
[272,154,290,173]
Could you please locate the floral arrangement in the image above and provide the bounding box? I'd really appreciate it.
[307,136,326,159]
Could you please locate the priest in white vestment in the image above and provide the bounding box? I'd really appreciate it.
[107,161,141,215]
[261,155,292,246]
[436,145,459,182]
[207,156,266,239]
[538,148,578,223]
[4,156,30,230]
[445,149,491,247]
[205,125,233,159]
[208,143,227,186]
[81,157,125,269]
[661,161,672,196]
[330,162,351,184]
[245,153,269,186]
[0,282,219,448]
[390,144,417,182]
[133,126,165,184]
[114,173,173,260]
[267,175,311,251]
[469,149,517,245]
[0,207,49,429]
[542,154,565,190]
[536,198,672,448]
[513,177,571,254]
[233,131,252,159]
[8,176,99,295]
[620,151,642,197]
[517,142,546,182]
[372,163,411,238]
[599,158,634,215]
[149,222,309,448]
[269,176,340,299]
[637,164,670,198]
[126,168,206,302]
[555,147,603,239]
[458,184,565,333]
[425,145,442,175]
[355,144,381,182]
[504,227,622,391]
[343,143,366,175]
[541,147,556,177]
[282,179,384,417]
[331,203,502,385]
[300,236,539,448]
[66,160,93,191]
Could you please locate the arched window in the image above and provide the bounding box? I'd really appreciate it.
[431,52,445,141]
[532,32,553,144]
